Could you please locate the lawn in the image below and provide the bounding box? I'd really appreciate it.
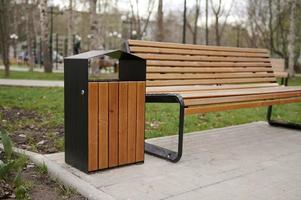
[0,70,63,80]
[0,77,300,152]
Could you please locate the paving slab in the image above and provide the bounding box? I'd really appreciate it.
[44,121,301,200]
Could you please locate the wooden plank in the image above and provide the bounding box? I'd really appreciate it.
[88,83,99,171]
[98,82,109,169]
[146,77,277,87]
[127,82,137,163]
[147,60,271,67]
[130,46,268,58]
[146,83,279,93]
[128,40,268,53]
[180,86,301,99]
[147,67,273,73]
[147,73,275,80]
[135,53,271,62]
[118,82,128,165]
[136,82,145,162]
[185,96,301,115]
[184,91,301,106]
[108,82,119,167]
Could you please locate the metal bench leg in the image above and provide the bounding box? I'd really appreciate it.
[145,94,185,163]
[267,105,301,130]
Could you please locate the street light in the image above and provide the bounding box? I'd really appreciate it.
[87,34,93,50]
[121,14,133,39]
[10,33,18,59]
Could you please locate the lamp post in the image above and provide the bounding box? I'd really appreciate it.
[87,34,93,50]
[10,33,18,59]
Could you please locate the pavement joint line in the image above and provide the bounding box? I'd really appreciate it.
[0,144,115,200]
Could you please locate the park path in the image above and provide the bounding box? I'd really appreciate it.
[0,79,63,87]
[0,65,64,73]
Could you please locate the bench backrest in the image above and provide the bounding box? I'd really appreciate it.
[126,40,277,87]
[270,58,285,72]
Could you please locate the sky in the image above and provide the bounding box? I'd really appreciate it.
[51,0,247,25]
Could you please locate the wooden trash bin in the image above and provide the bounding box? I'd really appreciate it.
[64,50,146,173]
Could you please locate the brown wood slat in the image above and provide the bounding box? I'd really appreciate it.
[147,60,271,67]
[185,91,301,106]
[88,83,98,171]
[131,47,268,58]
[147,78,276,87]
[118,82,128,165]
[128,40,268,53]
[127,83,137,163]
[135,53,271,62]
[185,96,301,115]
[147,73,274,80]
[98,82,109,169]
[136,82,145,162]
[108,82,119,168]
[147,67,273,73]
[180,86,301,99]
[146,83,279,93]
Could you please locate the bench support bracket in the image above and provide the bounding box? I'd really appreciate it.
[267,106,301,130]
[145,94,185,162]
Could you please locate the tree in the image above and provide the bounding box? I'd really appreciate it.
[129,0,155,39]
[193,0,201,44]
[205,0,209,45]
[0,0,11,77]
[287,0,297,76]
[89,0,102,49]
[210,0,234,46]
[156,0,164,41]
[26,0,36,71]
[67,0,74,55]
[40,0,52,73]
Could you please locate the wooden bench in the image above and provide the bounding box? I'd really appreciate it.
[270,58,289,85]
[125,40,301,162]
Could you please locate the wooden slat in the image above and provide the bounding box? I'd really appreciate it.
[128,40,268,53]
[108,82,119,167]
[98,82,109,169]
[127,82,137,163]
[147,77,276,86]
[185,91,301,106]
[185,96,301,115]
[147,67,273,73]
[135,53,271,62]
[180,86,301,99]
[146,83,279,93]
[136,82,145,162]
[130,47,268,58]
[118,82,128,165]
[88,83,98,171]
[147,60,271,67]
[147,73,274,80]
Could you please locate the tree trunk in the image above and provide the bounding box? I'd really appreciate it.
[205,0,209,45]
[27,0,35,71]
[40,0,52,73]
[193,0,200,44]
[215,15,220,46]
[156,0,164,42]
[67,0,74,55]
[0,0,10,77]
[287,0,296,76]
[90,0,102,49]
[182,0,187,43]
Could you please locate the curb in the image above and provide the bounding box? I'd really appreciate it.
[0,145,115,200]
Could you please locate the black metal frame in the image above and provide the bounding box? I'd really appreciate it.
[267,105,301,130]
[280,77,289,86]
[145,94,185,162]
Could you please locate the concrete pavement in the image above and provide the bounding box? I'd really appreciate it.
[43,122,301,200]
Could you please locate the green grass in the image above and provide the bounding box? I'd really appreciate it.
[0,77,300,144]
[0,70,63,80]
